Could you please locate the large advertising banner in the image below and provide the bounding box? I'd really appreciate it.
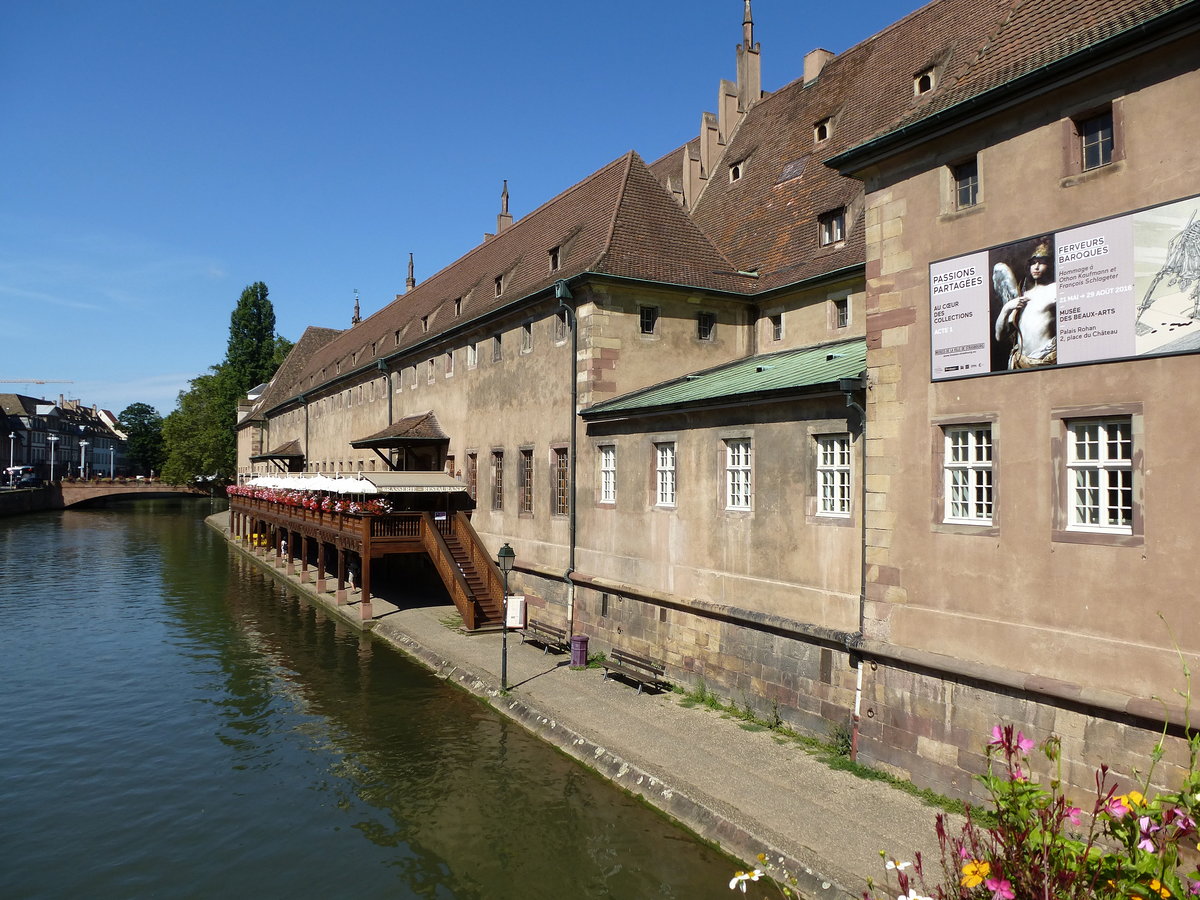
[930,193,1200,381]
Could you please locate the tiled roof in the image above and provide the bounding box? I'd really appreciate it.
[0,394,42,417]
[350,411,448,447]
[252,439,303,460]
[688,0,1013,291]
[269,153,749,411]
[582,338,866,420]
[837,0,1197,163]
[243,325,342,421]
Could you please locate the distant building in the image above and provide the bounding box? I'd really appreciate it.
[235,0,1200,801]
[2,393,128,479]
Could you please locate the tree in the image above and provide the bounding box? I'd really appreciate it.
[160,282,290,483]
[225,282,278,391]
[161,370,237,484]
[117,402,165,475]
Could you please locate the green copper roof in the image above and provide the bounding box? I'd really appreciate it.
[583,338,866,420]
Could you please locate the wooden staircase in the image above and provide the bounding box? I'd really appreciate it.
[421,512,507,632]
[442,531,504,627]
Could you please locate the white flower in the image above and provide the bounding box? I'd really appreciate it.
[885,860,912,871]
[728,869,763,892]
[896,890,933,900]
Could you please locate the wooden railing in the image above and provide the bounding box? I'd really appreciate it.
[420,512,481,630]
[452,511,506,606]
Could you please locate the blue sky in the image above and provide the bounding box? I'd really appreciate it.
[2,1,912,416]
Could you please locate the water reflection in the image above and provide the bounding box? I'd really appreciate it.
[0,501,735,899]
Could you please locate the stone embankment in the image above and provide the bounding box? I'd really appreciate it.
[210,511,950,900]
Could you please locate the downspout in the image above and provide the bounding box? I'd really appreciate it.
[378,360,394,471]
[299,394,309,474]
[839,374,867,761]
[555,279,579,634]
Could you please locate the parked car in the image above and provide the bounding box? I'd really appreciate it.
[17,474,42,488]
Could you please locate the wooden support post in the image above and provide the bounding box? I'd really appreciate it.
[336,547,348,604]
[316,541,327,592]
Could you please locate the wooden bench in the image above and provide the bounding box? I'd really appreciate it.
[601,648,667,694]
[519,618,570,654]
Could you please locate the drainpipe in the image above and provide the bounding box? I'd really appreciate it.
[839,374,867,761]
[299,394,309,474]
[378,359,392,427]
[555,279,579,634]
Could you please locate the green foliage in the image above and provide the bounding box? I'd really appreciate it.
[117,402,165,475]
[225,282,278,391]
[161,370,238,484]
[860,724,1200,900]
[161,282,290,484]
[828,722,854,759]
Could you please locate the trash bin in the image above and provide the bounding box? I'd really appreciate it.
[570,633,589,668]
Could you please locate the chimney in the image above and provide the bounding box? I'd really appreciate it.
[351,290,361,326]
[804,48,834,84]
[405,253,416,293]
[496,180,513,233]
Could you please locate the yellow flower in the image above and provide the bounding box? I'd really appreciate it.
[1149,878,1171,899]
[961,860,991,888]
[1119,790,1146,808]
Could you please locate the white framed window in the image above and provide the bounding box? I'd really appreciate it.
[944,425,993,524]
[467,342,478,368]
[521,322,533,353]
[725,439,752,510]
[599,445,616,504]
[817,434,851,517]
[655,442,676,507]
[1067,417,1132,533]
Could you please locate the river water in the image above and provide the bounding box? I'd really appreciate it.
[0,500,739,899]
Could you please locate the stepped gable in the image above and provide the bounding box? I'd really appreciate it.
[245,325,342,419]
[689,0,1012,290]
[287,152,746,408]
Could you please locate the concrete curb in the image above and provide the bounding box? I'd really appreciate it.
[210,515,858,900]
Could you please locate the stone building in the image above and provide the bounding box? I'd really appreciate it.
[2,393,127,480]
[237,0,1200,799]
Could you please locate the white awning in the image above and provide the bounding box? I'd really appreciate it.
[243,472,466,494]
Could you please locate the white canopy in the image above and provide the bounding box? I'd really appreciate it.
[243,472,466,495]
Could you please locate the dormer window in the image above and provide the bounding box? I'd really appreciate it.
[548,246,561,271]
[421,315,429,333]
[729,161,744,182]
[814,118,831,143]
[819,207,846,246]
[495,275,503,297]
[914,68,935,95]
[454,297,462,316]
[394,330,401,346]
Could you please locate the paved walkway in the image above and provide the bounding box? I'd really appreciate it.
[213,514,952,900]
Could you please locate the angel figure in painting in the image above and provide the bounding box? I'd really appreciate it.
[994,241,1057,369]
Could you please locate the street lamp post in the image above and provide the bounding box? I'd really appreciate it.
[109,446,115,479]
[7,432,14,487]
[48,435,58,482]
[497,542,516,690]
[79,440,89,479]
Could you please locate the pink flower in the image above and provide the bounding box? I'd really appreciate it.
[985,876,1015,900]
[1015,731,1035,753]
[1106,796,1130,819]
[1065,806,1083,826]
[990,725,1006,746]
[1007,766,1027,782]
[1138,815,1160,852]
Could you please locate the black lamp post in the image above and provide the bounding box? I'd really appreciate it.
[497,542,515,690]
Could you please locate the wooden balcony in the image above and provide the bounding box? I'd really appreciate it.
[229,496,505,631]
